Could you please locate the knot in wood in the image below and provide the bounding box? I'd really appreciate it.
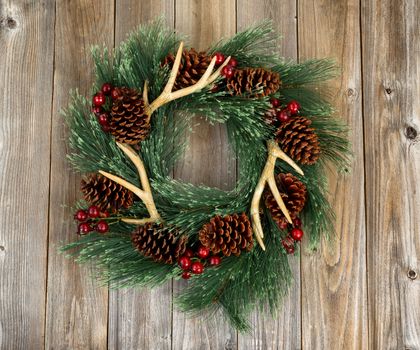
[405,126,417,140]
[1,16,17,29]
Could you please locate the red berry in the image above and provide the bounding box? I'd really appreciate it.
[92,106,102,115]
[286,245,295,254]
[209,256,221,266]
[293,217,302,228]
[101,124,111,132]
[101,83,113,95]
[214,52,225,65]
[74,209,88,222]
[228,57,238,67]
[95,220,109,233]
[181,271,191,280]
[191,261,204,274]
[222,66,234,79]
[287,100,300,115]
[87,205,100,218]
[290,228,304,241]
[282,236,295,250]
[184,248,194,258]
[110,88,120,100]
[197,246,210,259]
[78,222,92,235]
[100,211,110,218]
[93,92,106,107]
[97,113,109,126]
[178,256,192,271]
[276,109,290,123]
[270,98,280,108]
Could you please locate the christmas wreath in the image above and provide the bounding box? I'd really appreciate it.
[62,19,350,331]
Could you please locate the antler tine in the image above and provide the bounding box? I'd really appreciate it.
[99,143,161,225]
[146,42,231,115]
[163,41,184,94]
[269,141,304,176]
[250,140,304,250]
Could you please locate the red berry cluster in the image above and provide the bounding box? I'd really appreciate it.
[281,217,304,255]
[91,82,120,132]
[178,245,222,280]
[214,52,238,79]
[74,205,110,235]
[270,98,301,124]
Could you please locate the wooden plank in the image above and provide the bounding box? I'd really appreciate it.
[362,0,420,348]
[298,0,368,349]
[172,1,238,349]
[107,2,175,349]
[45,1,114,348]
[236,1,301,349]
[0,1,54,348]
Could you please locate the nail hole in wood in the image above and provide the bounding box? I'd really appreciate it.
[385,88,392,95]
[0,245,4,251]
[407,269,417,280]
[405,126,417,140]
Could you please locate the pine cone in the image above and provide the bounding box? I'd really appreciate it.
[162,48,211,90]
[276,116,321,165]
[131,223,187,264]
[81,173,134,213]
[109,87,151,144]
[199,213,253,257]
[226,68,281,97]
[264,173,307,228]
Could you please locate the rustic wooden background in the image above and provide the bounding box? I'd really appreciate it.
[1,0,419,349]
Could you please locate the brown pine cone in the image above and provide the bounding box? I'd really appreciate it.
[131,223,187,264]
[81,173,134,213]
[276,116,321,165]
[226,68,281,97]
[109,87,151,144]
[199,213,253,257]
[264,173,307,228]
[162,48,211,90]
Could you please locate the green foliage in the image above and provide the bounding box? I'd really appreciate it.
[62,20,351,332]
[209,20,281,68]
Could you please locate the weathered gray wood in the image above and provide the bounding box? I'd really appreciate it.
[45,1,113,348]
[236,1,301,349]
[362,0,420,348]
[299,0,368,349]
[172,1,238,349]
[0,1,54,348]
[107,2,175,349]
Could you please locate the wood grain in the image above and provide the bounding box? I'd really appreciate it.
[299,0,368,349]
[1,0,419,348]
[362,0,420,348]
[0,1,54,348]
[236,1,301,349]
[44,1,113,349]
[172,1,237,349]
[107,2,175,349]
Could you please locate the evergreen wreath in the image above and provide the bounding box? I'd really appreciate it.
[62,19,351,332]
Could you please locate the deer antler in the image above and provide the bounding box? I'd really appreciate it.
[99,142,161,225]
[251,140,304,250]
[143,41,231,118]
[98,43,230,225]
